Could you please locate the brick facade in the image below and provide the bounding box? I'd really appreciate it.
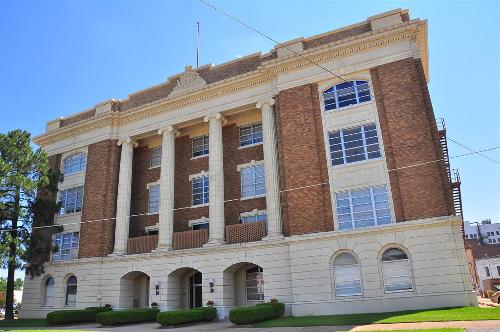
[275,84,333,236]
[371,58,451,222]
[79,140,120,258]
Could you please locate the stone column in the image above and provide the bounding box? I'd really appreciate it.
[112,137,137,255]
[257,99,283,238]
[157,126,179,250]
[204,113,226,245]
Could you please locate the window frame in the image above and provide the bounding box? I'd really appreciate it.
[189,218,210,231]
[322,80,372,112]
[381,248,414,294]
[65,275,78,307]
[149,146,162,168]
[240,209,267,224]
[191,174,209,206]
[191,134,209,158]
[328,123,381,167]
[43,276,55,308]
[245,266,264,303]
[331,252,363,297]
[52,232,80,262]
[239,122,263,148]
[62,152,87,175]
[239,162,266,199]
[58,186,84,215]
[147,183,160,214]
[486,267,491,277]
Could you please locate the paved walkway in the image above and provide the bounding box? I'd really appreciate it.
[7,320,500,331]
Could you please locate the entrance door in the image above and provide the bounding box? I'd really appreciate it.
[189,272,202,308]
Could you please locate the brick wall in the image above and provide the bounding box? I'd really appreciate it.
[79,140,120,258]
[130,146,160,236]
[275,83,333,236]
[223,124,266,226]
[371,58,451,222]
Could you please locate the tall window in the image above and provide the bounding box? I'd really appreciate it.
[43,277,55,307]
[192,175,209,205]
[53,232,79,261]
[148,184,160,213]
[192,135,209,157]
[329,124,381,166]
[63,152,87,175]
[239,123,263,147]
[323,80,371,111]
[59,186,84,215]
[241,210,267,224]
[332,253,362,297]
[336,186,391,230]
[381,248,413,293]
[485,267,491,277]
[246,266,264,302]
[240,164,265,198]
[150,147,161,168]
[65,276,77,307]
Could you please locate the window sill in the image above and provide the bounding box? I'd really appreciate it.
[61,170,86,177]
[238,142,263,150]
[190,203,209,209]
[324,100,373,114]
[191,154,208,161]
[384,288,414,294]
[146,212,159,216]
[240,194,266,201]
[149,165,161,170]
[57,212,82,218]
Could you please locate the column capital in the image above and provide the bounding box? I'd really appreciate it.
[158,125,180,136]
[117,137,138,147]
[256,98,275,109]
[203,112,227,124]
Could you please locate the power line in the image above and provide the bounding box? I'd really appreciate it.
[448,137,499,165]
[2,145,498,233]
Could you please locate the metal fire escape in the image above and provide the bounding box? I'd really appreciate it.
[437,118,463,217]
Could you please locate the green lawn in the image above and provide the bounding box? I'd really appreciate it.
[0,319,47,328]
[352,330,464,332]
[254,306,500,327]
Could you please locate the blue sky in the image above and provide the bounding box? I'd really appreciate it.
[0,1,499,278]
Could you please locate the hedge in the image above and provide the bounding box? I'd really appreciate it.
[229,302,285,325]
[157,307,217,326]
[96,308,160,326]
[46,306,112,325]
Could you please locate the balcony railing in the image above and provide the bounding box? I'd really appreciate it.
[173,229,209,250]
[226,222,266,244]
[127,235,158,254]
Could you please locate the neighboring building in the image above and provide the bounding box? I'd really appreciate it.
[20,9,476,319]
[464,219,500,244]
[465,239,500,292]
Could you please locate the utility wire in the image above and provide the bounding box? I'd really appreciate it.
[1,145,498,233]
[448,137,499,165]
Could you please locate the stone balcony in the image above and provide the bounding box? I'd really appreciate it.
[225,221,267,244]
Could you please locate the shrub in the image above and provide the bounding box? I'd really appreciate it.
[97,308,159,326]
[157,307,217,326]
[229,302,285,325]
[84,306,113,314]
[46,309,97,325]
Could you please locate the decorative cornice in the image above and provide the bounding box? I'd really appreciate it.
[33,21,427,147]
[168,65,208,98]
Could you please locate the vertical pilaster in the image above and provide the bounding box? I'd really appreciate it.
[257,99,283,238]
[112,138,137,255]
[204,113,226,245]
[157,126,179,250]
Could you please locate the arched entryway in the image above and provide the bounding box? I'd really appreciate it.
[223,262,264,308]
[119,271,150,309]
[167,267,203,310]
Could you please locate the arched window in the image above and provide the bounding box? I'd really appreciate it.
[63,152,87,175]
[323,80,371,111]
[246,266,264,302]
[381,248,413,293]
[43,277,55,307]
[65,275,78,307]
[332,253,362,296]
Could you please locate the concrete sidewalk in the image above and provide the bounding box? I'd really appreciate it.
[6,319,500,331]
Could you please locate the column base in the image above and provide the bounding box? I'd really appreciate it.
[263,233,284,241]
[203,239,225,247]
[154,244,173,252]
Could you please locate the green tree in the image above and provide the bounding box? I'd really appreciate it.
[0,277,23,292]
[0,130,60,319]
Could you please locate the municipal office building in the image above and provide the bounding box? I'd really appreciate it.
[21,9,477,319]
